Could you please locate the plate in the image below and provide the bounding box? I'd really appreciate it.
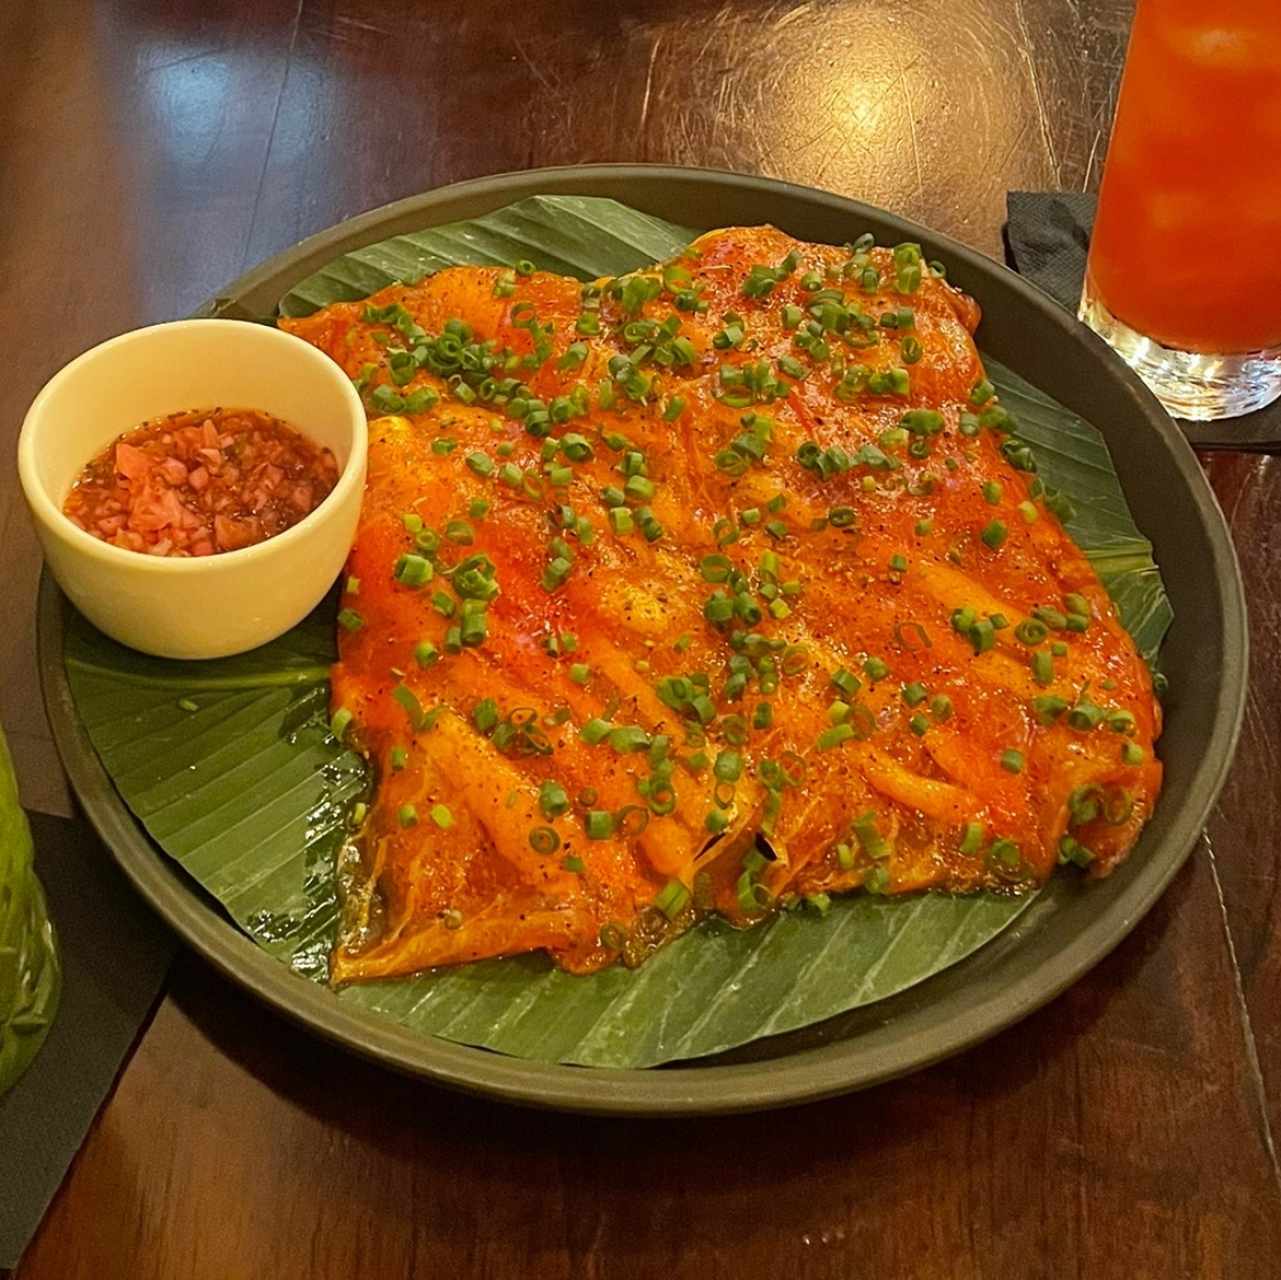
[38,165,1248,1115]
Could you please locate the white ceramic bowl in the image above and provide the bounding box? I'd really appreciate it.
[19,319,367,659]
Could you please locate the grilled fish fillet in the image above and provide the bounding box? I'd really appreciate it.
[280,226,1162,982]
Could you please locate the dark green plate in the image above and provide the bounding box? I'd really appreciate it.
[38,165,1247,1115]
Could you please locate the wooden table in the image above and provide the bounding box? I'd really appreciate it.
[5,2,1278,1275]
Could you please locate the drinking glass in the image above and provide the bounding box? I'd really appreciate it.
[1079,0,1281,420]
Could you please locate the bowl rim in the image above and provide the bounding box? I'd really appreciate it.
[39,163,1249,1116]
[18,318,368,574]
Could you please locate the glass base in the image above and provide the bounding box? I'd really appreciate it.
[1078,281,1281,421]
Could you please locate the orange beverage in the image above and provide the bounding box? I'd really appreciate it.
[1081,0,1281,417]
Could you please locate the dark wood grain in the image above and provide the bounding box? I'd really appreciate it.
[19,855,1281,1280]
[1202,453,1281,1142]
[4,0,1281,1276]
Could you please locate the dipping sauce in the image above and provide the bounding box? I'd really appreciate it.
[63,408,339,556]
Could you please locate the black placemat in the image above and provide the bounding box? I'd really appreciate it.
[0,812,175,1270]
[1006,191,1281,451]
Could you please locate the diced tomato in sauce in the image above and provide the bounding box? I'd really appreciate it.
[63,408,339,557]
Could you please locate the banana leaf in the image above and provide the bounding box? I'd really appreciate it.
[64,197,1171,1069]
[0,726,61,1095]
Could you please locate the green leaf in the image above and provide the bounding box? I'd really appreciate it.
[279,195,699,318]
[66,612,1031,1066]
[0,725,61,1095]
[63,196,1171,1069]
[984,359,1172,665]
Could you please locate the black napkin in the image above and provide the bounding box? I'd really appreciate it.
[0,813,175,1270]
[1005,192,1281,451]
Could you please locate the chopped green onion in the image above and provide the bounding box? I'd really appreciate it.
[392,682,427,730]
[1033,694,1069,724]
[999,748,1025,774]
[1107,709,1137,735]
[853,811,887,858]
[1033,605,1068,630]
[700,554,733,583]
[863,656,889,681]
[705,808,730,835]
[472,698,500,734]
[655,879,691,920]
[968,618,996,654]
[394,553,433,588]
[831,667,861,698]
[539,781,569,819]
[981,520,1007,549]
[528,826,560,855]
[609,725,650,753]
[988,838,1021,869]
[969,378,995,406]
[817,723,855,750]
[459,608,488,647]
[902,682,927,707]
[580,717,613,746]
[398,804,419,828]
[585,810,615,840]
[714,750,743,783]
[864,865,890,894]
[1058,836,1095,868]
[430,803,454,829]
[541,556,572,592]
[1015,619,1048,647]
[1068,696,1105,731]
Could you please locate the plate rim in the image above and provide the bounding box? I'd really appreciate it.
[39,163,1248,1116]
